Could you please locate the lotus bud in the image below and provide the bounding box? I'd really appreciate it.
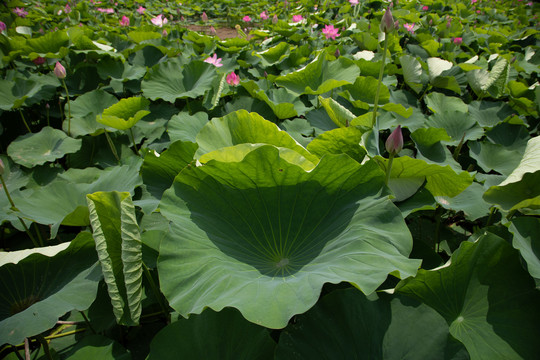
[380,7,395,33]
[335,48,340,58]
[453,37,462,45]
[54,62,66,79]
[0,21,6,32]
[201,12,208,22]
[272,14,278,24]
[385,125,403,155]
[33,56,46,65]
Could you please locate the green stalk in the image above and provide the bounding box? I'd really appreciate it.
[142,263,169,320]
[18,109,31,133]
[385,152,395,186]
[104,131,121,164]
[129,128,140,156]
[372,33,389,152]
[35,335,53,360]
[60,79,72,136]
[79,311,96,334]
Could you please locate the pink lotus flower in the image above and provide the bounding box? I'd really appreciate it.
[119,15,130,26]
[403,23,415,33]
[422,5,429,10]
[471,0,477,3]
[136,6,145,15]
[97,8,114,14]
[13,7,28,18]
[201,12,208,22]
[243,15,251,22]
[0,21,6,32]
[349,0,359,5]
[385,125,403,155]
[292,14,303,23]
[204,54,223,67]
[260,11,268,20]
[65,4,72,14]
[54,62,67,79]
[453,37,463,45]
[322,24,340,40]
[151,14,168,27]
[226,72,240,86]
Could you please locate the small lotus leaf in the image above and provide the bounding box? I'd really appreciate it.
[97,97,150,130]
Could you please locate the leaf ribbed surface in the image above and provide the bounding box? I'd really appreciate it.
[396,233,540,360]
[87,191,143,326]
[0,232,101,345]
[159,145,420,328]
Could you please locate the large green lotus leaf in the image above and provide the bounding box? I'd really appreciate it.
[467,57,509,98]
[508,217,540,280]
[141,140,198,207]
[253,42,291,67]
[275,289,456,360]
[0,156,29,224]
[469,141,523,176]
[318,96,358,128]
[424,92,468,114]
[241,81,304,119]
[0,74,59,110]
[483,136,540,211]
[195,110,318,164]
[97,97,150,131]
[7,127,82,168]
[59,335,131,360]
[24,30,69,54]
[87,191,143,326]
[69,90,118,137]
[435,182,492,221]
[14,163,142,235]
[374,156,473,198]
[468,100,514,128]
[0,232,101,345]
[410,127,462,170]
[428,111,484,146]
[167,111,209,143]
[275,54,360,96]
[147,308,275,360]
[396,233,540,360]
[341,75,390,109]
[306,126,367,163]
[159,146,420,329]
[399,55,424,94]
[141,58,217,102]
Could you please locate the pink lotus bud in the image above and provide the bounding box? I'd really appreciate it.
[422,5,429,10]
[334,48,340,58]
[385,125,403,155]
[201,12,208,22]
[380,7,395,33]
[453,37,462,45]
[33,56,46,65]
[226,72,240,86]
[243,15,251,22]
[119,15,130,26]
[54,62,66,79]
[0,21,6,32]
[272,14,278,24]
[260,11,268,20]
[210,26,217,36]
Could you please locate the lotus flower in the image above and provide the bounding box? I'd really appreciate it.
[204,54,223,67]
[385,125,403,155]
[292,14,303,23]
[422,5,429,10]
[322,24,340,40]
[65,4,72,14]
[97,8,114,14]
[349,0,359,5]
[380,7,395,33]
[54,62,67,79]
[453,37,463,45]
[260,11,268,20]
[136,6,145,14]
[151,14,168,27]
[243,15,251,22]
[201,12,208,22]
[226,72,240,86]
[33,57,46,65]
[403,23,415,33]
[13,7,28,18]
[119,15,130,26]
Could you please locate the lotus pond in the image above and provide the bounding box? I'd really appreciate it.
[0,0,539,358]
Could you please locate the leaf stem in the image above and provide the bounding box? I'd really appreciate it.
[372,32,389,152]
[385,152,395,186]
[129,128,140,156]
[434,206,442,253]
[104,131,121,164]
[142,263,169,320]
[18,109,31,133]
[24,338,30,360]
[35,335,53,360]
[79,311,96,334]
[61,79,72,136]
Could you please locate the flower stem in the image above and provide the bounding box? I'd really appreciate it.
[18,109,31,133]
[385,152,395,186]
[61,79,72,136]
[372,33,389,152]
[104,131,121,164]
[129,128,140,156]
